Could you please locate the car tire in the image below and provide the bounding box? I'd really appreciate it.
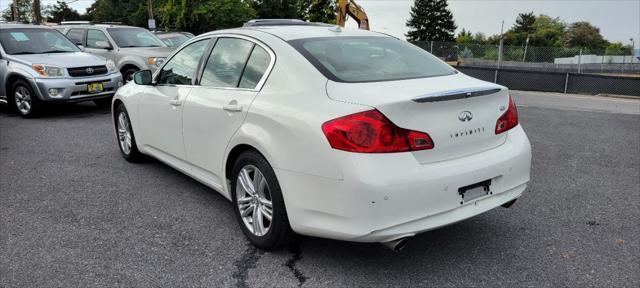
[231,150,294,250]
[114,104,143,162]
[94,98,112,108]
[10,80,42,118]
[122,68,139,84]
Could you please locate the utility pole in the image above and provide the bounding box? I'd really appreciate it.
[12,0,19,22]
[147,0,156,30]
[497,20,504,69]
[33,0,42,24]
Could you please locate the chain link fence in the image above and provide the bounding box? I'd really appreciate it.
[411,41,640,96]
[414,41,640,76]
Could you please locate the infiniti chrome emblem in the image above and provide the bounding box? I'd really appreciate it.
[458,111,473,122]
[86,67,94,74]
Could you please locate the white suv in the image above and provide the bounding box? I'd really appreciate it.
[57,23,174,83]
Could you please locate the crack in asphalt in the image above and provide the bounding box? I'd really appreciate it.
[286,240,308,287]
[232,245,262,288]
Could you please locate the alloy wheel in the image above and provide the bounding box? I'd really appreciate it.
[117,112,132,155]
[14,86,32,114]
[236,165,274,237]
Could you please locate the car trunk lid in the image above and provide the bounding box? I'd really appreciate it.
[325,72,510,163]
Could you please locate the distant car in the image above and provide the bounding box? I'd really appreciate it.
[57,23,175,83]
[0,24,123,117]
[154,31,194,48]
[112,22,532,251]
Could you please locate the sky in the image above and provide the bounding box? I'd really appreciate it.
[1,0,639,46]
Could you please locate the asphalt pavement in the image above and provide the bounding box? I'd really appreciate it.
[1,92,639,287]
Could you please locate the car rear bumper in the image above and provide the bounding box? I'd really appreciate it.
[31,72,123,102]
[275,125,532,243]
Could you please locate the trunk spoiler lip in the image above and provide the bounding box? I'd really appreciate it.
[412,88,503,103]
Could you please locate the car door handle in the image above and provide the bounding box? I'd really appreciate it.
[169,99,182,106]
[223,102,243,112]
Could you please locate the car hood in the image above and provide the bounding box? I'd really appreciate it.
[118,47,174,57]
[12,52,106,68]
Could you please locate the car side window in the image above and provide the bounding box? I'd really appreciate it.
[238,46,271,89]
[66,29,85,45]
[200,38,254,88]
[86,30,110,48]
[157,40,209,85]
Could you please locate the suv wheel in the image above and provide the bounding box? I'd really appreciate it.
[122,68,139,84]
[10,80,42,118]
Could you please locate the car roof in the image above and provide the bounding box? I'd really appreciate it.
[0,24,54,30]
[58,24,143,29]
[203,25,386,41]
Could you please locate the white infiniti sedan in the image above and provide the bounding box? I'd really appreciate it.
[112,22,531,251]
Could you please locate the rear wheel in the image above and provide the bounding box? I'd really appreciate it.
[115,104,143,162]
[231,151,293,250]
[10,80,42,118]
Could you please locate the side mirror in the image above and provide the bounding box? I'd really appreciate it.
[95,41,113,50]
[133,70,153,85]
[76,44,85,52]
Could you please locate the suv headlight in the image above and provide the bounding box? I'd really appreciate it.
[32,64,64,77]
[147,57,166,68]
[106,60,117,72]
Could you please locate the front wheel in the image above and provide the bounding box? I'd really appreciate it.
[115,104,143,162]
[10,80,42,118]
[231,151,293,250]
[121,68,139,84]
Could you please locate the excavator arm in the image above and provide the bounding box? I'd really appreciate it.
[336,0,370,30]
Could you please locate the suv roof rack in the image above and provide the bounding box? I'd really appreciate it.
[60,21,92,25]
[243,19,331,27]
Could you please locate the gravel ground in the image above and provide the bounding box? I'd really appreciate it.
[1,92,639,287]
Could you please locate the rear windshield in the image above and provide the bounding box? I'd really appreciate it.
[0,28,79,55]
[289,36,455,83]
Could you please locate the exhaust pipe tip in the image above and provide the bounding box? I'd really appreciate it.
[382,237,410,251]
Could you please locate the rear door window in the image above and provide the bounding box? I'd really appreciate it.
[238,46,271,89]
[200,38,254,88]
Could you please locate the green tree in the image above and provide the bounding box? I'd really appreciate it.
[605,42,633,55]
[512,11,535,34]
[473,32,486,43]
[86,0,149,27]
[307,0,336,23]
[2,0,33,23]
[529,14,565,47]
[563,21,608,52]
[406,0,457,41]
[158,0,255,35]
[456,28,473,44]
[46,1,85,23]
[253,0,303,19]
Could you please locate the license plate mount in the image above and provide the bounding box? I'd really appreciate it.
[87,83,104,93]
[458,179,492,204]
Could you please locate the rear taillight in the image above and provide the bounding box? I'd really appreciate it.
[495,95,519,134]
[322,109,434,153]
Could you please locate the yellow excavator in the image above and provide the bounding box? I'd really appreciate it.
[336,0,370,30]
